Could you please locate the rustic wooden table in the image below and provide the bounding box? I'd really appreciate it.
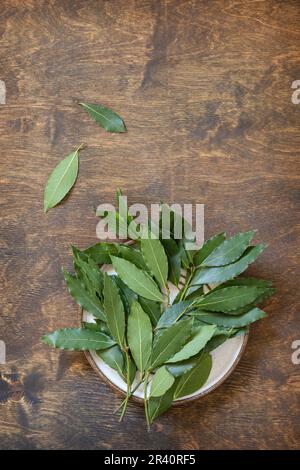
[0,0,299,450]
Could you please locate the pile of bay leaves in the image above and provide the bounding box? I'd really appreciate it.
[42,199,274,426]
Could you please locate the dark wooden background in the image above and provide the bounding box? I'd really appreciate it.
[0,0,299,450]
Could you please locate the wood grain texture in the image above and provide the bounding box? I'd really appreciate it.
[0,0,300,450]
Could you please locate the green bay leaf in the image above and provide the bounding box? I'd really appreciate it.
[156,300,195,328]
[193,232,226,266]
[41,328,115,350]
[191,307,267,328]
[150,366,175,398]
[44,145,83,213]
[195,285,265,312]
[127,301,153,372]
[97,344,125,378]
[63,269,106,321]
[150,318,193,369]
[103,274,126,347]
[202,230,255,267]
[111,256,163,302]
[80,102,126,133]
[72,246,103,296]
[141,238,168,287]
[167,325,216,363]
[83,242,118,265]
[191,245,265,285]
[148,382,176,423]
[139,297,162,326]
[174,352,212,399]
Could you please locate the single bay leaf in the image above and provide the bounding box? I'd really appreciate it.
[201,230,255,267]
[166,356,199,378]
[150,366,175,398]
[97,344,125,378]
[156,300,195,328]
[148,382,176,423]
[139,297,162,326]
[141,238,168,287]
[41,328,115,350]
[126,356,137,386]
[191,245,265,285]
[150,318,193,369]
[63,269,106,321]
[168,252,181,287]
[111,275,137,315]
[204,334,228,352]
[195,286,264,312]
[103,274,125,347]
[127,301,153,372]
[167,325,216,363]
[44,144,83,213]
[193,232,226,266]
[162,239,182,287]
[174,352,212,399]
[111,256,163,302]
[116,245,148,271]
[190,307,267,328]
[80,102,126,133]
[83,242,118,264]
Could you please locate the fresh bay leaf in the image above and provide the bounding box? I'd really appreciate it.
[141,238,168,287]
[111,256,163,302]
[166,356,199,378]
[116,245,148,271]
[161,238,179,257]
[139,297,162,326]
[215,277,273,289]
[202,230,256,267]
[174,352,212,399]
[72,246,103,296]
[103,274,125,347]
[190,307,267,328]
[209,286,275,316]
[42,328,115,350]
[148,382,176,423]
[63,269,106,321]
[127,301,153,372]
[156,300,195,328]
[44,145,83,213]
[79,102,126,133]
[83,242,118,264]
[111,275,137,315]
[97,344,125,378]
[191,245,265,285]
[126,356,137,385]
[204,335,228,352]
[162,239,181,287]
[195,286,265,312]
[150,366,175,398]
[84,319,111,335]
[167,325,216,363]
[193,232,226,266]
[168,252,181,287]
[150,318,193,369]
[185,285,204,300]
